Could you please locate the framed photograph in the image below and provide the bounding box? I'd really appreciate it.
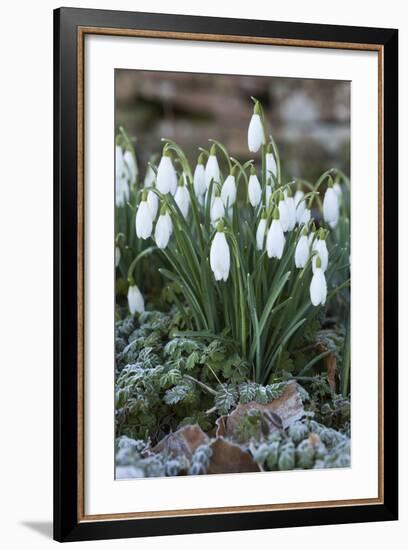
[54,7,398,542]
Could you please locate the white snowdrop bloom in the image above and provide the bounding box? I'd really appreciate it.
[115,246,121,267]
[210,194,225,225]
[294,189,305,223]
[248,114,264,153]
[278,193,290,232]
[266,209,285,259]
[248,168,262,207]
[205,146,220,189]
[193,155,206,197]
[333,181,342,198]
[135,197,153,239]
[310,257,327,306]
[284,188,296,231]
[155,211,172,249]
[156,151,177,195]
[144,164,156,188]
[323,184,339,228]
[123,150,138,185]
[115,145,125,180]
[221,173,237,208]
[147,190,158,220]
[312,233,329,272]
[175,181,190,218]
[294,189,304,208]
[266,148,277,180]
[127,284,145,314]
[210,228,230,282]
[295,230,310,268]
[256,215,267,250]
[297,204,311,226]
[265,184,273,206]
[115,175,130,208]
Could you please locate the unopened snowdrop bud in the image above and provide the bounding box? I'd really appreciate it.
[248,102,264,153]
[127,284,145,314]
[123,149,138,185]
[310,256,327,306]
[210,222,230,281]
[210,188,225,225]
[135,191,153,239]
[284,187,296,231]
[193,153,206,197]
[147,190,158,220]
[312,229,329,272]
[155,205,173,249]
[323,180,339,228]
[221,166,237,208]
[144,164,156,188]
[205,144,220,189]
[278,191,290,232]
[266,207,285,259]
[295,227,310,268]
[115,246,121,267]
[156,149,177,195]
[266,143,277,180]
[256,210,267,250]
[175,177,190,218]
[248,166,262,207]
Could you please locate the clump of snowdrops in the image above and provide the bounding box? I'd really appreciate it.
[116,98,350,386]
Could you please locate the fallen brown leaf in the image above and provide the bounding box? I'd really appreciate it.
[207,438,261,474]
[150,424,209,461]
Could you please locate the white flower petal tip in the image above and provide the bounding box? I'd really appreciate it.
[266,153,277,179]
[278,200,290,232]
[221,175,237,208]
[205,155,220,189]
[248,174,262,207]
[310,268,327,306]
[193,163,206,197]
[175,184,190,218]
[256,218,267,250]
[323,187,339,228]
[295,235,310,268]
[210,231,230,282]
[156,155,177,195]
[210,196,225,225]
[266,219,285,259]
[248,114,264,153]
[127,285,145,314]
[312,239,329,272]
[155,213,172,249]
[147,190,159,220]
[135,200,153,239]
[284,196,296,231]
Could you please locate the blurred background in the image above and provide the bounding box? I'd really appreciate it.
[115,70,350,183]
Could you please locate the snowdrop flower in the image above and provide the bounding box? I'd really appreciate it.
[323,181,339,228]
[265,184,273,206]
[295,227,310,268]
[248,102,264,153]
[155,206,173,249]
[175,177,190,218]
[123,149,138,186]
[210,188,225,225]
[115,146,129,207]
[115,246,121,267]
[284,187,296,231]
[256,210,267,250]
[310,256,327,306]
[193,153,206,198]
[205,144,220,189]
[156,149,177,195]
[266,143,277,180]
[144,164,156,188]
[266,207,285,259]
[248,166,262,207]
[127,284,145,314]
[221,168,237,209]
[210,223,230,281]
[278,191,290,232]
[312,230,329,272]
[294,189,306,224]
[333,181,342,198]
[147,189,159,220]
[135,192,153,239]
[115,145,125,181]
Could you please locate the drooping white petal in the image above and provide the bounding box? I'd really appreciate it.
[323,187,339,227]
[284,194,296,231]
[221,175,237,208]
[210,232,230,281]
[144,165,156,188]
[115,246,121,267]
[256,218,267,250]
[115,175,130,208]
[155,213,172,249]
[333,182,342,198]
[248,174,262,207]
[123,150,138,185]
[294,190,304,207]
[115,146,125,180]
[193,163,206,197]
[147,190,158,220]
[156,155,177,195]
[266,153,277,179]
[295,235,309,268]
[266,219,285,259]
[248,114,263,153]
[210,196,225,225]
[312,239,329,272]
[205,155,220,189]
[294,190,306,224]
[297,204,311,225]
[175,184,190,218]
[135,200,153,239]
[127,285,145,314]
[278,199,290,232]
[310,268,327,306]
